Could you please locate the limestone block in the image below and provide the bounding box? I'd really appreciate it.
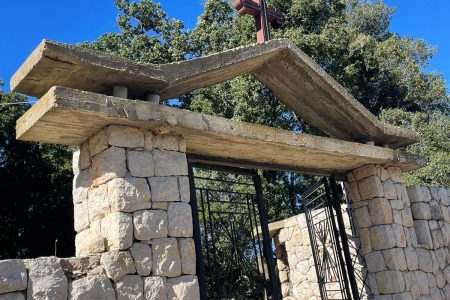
[430,201,443,220]
[414,220,433,245]
[416,248,433,273]
[153,202,168,210]
[75,222,105,256]
[73,142,91,174]
[68,275,116,300]
[73,168,92,204]
[178,138,186,152]
[393,210,403,225]
[438,188,449,205]
[92,146,127,186]
[370,225,396,250]
[130,243,152,276]
[428,273,437,289]
[144,131,154,150]
[168,203,193,237]
[415,270,429,295]
[178,238,196,275]
[358,175,383,200]
[0,293,25,300]
[383,248,407,271]
[405,247,419,271]
[149,177,180,202]
[88,184,110,222]
[74,201,89,232]
[369,198,393,225]
[395,184,410,205]
[348,181,361,202]
[431,229,445,249]
[154,134,180,151]
[353,165,378,181]
[382,179,397,200]
[355,206,372,228]
[89,129,108,157]
[411,203,431,220]
[152,238,182,277]
[167,275,200,300]
[133,210,168,240]
[59,256,101,276]
[101,212,133,251]
[436,271,446,289]
[387,167,402,183]
[153,150,188,176]
[421,186,432,202]
[401,208,414,227]
[365,251,386,273]
[435,248,448,270]
[392,224,407,248]
[108,177,151,212]
[376,271,405,294]
[178,176,190,203]
[115,275,144,300]
[390,200,404,210]
[0,260,27,294]
[100,251,136,282]
[407,186,425,203]
[144,277,167,300]
[27,257,68,300]
[359,228,372,254]
[127,150,154,177]
[107,125,144,149]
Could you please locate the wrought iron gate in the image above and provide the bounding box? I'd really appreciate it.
[303,177,360,300]
[188,163,280,300]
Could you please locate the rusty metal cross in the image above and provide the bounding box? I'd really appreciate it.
[233,0,283,43]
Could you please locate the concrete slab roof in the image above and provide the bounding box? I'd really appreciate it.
[11,39,419,149]
[16,87,425,176]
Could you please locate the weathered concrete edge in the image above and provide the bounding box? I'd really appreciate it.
[16,87,425,171]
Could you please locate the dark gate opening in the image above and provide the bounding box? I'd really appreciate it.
[188,163,280,300]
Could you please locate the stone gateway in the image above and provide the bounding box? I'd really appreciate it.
[0,37,447,300]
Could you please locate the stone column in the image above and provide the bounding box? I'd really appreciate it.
[72,125,199,299]
[347,165,415,299]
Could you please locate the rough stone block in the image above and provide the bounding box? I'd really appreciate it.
[369,198,393,225]
[358,175,383,200]
[101,212,133,251]
[0,260,27,294]
[416,248,433,273]
[382,179,397,200]
[92,146,127,186]
[74,201,90,232]
[370,225,396,250]
[404,247,418,271]
[401,208,414,227]
[178,238,196,275]
[149,177,180,202]
[355,206,372,228]
[376,270,405,294]
[387,167,403,183]
[144,131,154,150]
[365,251,386,273]
[411,203,431,220]
[167,275,200,300]
[383,248,407,271]
[88,184,110,222]
[108,177,151,212]
[73,168,92,204]
[127,150,154,177]
[130,243,152,276]
[75,222,105,256]
[0,292,25,300]
[348,181,361,202]
[154,134,180,151]
[152,238,182,277]
[390,200,404,210]
[153,202,168,210]
[100,251,136,282]
[133,210,168,240]
[430,201,443,220]
[144,277,167,300]
[178,177,190,203]
[392,224,406,248]
[359,228,372,254]
[415,270,429,295]
[27,257,68,300]
[414,220,433,245]
[353,165,378,181]
[407,186,425,203]
[69,275,116,300]
[438,188,449,205]
[107,125,144,149]
[89,129,108,157]
[153,150,188,176]
[168,203,193,237]
[114,275,144,300]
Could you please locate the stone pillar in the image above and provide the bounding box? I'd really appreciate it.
[72,124,199,299]
[347,165,415,299]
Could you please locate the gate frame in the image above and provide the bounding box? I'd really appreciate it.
[187,158,281,300]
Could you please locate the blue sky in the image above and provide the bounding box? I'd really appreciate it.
[1,0,449,92]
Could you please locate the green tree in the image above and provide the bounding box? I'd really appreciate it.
[0,82,74,259]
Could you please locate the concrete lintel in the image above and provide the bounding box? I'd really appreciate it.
[16,87,425,176]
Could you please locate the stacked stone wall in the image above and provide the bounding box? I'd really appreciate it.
[0,125,199,300]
